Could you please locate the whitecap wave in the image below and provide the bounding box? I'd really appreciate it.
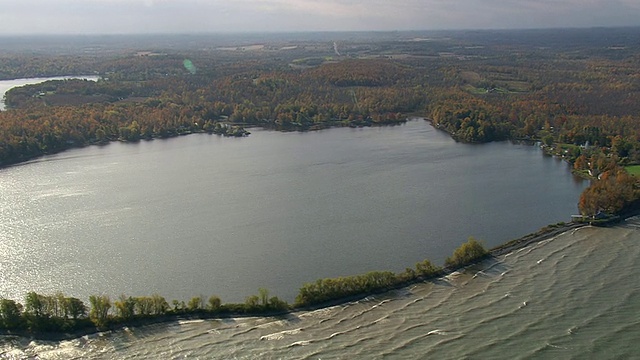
[426,329,448,336]
[288,340,311,347]
[259,328,303,341]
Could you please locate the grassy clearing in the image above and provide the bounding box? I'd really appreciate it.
[463,83,526,95]
[502,80,530,92]
[460,71,482,82]
[558,143,581,152]
[625,165,640,176]
[463,84,488,94]
[291,57,326,66]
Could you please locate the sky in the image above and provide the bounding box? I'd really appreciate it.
[1,0,639,35]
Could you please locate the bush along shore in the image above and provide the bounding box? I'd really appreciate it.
[8,214,640,342]
[0,237,489,340]
[1,230,593,341]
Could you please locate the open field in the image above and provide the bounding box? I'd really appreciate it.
[625,165,640,176]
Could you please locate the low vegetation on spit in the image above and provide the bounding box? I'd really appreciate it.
[0,238,488,337]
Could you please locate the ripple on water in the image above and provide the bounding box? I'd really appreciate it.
[4,223,640,359]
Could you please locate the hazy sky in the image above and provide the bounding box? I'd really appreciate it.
[1,0,639,35]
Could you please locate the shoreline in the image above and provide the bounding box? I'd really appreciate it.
[488,222,586,257]
[0,219,605,343]
[0,122,607,341]
[0,118,610,343]
[0,117,410,171]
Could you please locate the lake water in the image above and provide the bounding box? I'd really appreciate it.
[4,220,639,359]
[0,120,586,305]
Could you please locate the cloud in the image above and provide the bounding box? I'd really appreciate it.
[0,0,638,34]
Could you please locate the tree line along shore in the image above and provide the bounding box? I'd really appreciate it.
[3,221,616,340]
[2,33,640,216]
[1,238,491,339]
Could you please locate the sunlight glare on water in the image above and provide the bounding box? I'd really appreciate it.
[0,120,586,304]
[3,221,639,359]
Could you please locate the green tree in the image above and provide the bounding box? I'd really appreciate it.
[207,296,222,311]
[53,292,66,318]
[64,297,87,320]
[415,259,442,277]
[95,128,107,143]
[151,294,169,315]
[172,300,186,312]
[89,295,111,327]
[245,295,260,311]
[114,295,136,319]
[268,296,289,311]
[445,237,489,268]
[187,296,205,311]
[258,288,269,306]
[24,292,45,318]
[0,299,24,329]
[134,296,153,316]
[398,267,417,282]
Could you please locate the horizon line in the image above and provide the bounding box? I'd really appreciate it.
[0,25,639,38]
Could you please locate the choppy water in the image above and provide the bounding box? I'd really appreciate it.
[3,220,639,359]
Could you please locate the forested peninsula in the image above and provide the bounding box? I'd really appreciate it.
[2,28,640,337]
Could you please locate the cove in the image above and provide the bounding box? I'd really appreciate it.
[0,120,587,303]
[0,76,100,110]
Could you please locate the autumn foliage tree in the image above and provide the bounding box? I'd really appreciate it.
[578,166,638,216]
